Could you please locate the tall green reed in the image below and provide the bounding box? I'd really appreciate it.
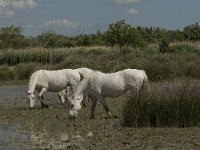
[123,83,200,127]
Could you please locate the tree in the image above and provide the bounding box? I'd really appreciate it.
[184,23,200,41]
[105,20,144,47]
[0,26,26,49]
[37,30,68,48]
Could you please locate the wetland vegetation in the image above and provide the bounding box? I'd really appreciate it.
[0,20,200,149]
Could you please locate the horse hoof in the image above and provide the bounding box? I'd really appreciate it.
[69,115,76,120]
[42,104,49,109]
[107,111,112,119]
[90,116,95,119]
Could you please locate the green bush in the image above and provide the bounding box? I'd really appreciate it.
[15,63,34,80]
[159,40,171,53]
[0,66,15,81]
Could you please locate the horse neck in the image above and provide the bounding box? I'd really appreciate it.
[28,71,39,93]
[75,78,89,97]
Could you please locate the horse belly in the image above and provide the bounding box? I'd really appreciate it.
[101,87,125,97]
[48,82,67,92]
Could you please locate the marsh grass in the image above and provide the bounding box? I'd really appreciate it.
[123,83,200,127]
[0,44,200,82]
[0,49,66,65]
[1,83,200,148]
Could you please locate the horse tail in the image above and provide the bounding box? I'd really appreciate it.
[141,71,149,92]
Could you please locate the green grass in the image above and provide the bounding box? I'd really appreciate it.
[0,43,200,82]
[123,82,200,127]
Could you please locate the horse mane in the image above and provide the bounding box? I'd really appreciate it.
[28,70,40,93]
[74,75,90,96]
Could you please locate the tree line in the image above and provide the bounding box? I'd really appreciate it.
[0,20,200,49]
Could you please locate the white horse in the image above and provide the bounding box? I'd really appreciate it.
[58,67,94,106]
[68,69,148,119]
[26,69,82,108]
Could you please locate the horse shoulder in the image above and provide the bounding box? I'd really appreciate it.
[36,70,49,85]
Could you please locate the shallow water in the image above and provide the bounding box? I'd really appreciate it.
[0,86,26,98]
[0,122,35,149]
[0,85,64,149]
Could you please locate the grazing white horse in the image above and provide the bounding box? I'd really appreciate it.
[68,69,148,119]
[58,67,94,106]
[26,69,81,108]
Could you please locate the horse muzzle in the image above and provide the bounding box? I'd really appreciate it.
[69,115,77,120]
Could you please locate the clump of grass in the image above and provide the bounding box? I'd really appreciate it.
[15,63,35,80]
[123,83,200,127]
[0,49,66,65]
[0,65,15,81]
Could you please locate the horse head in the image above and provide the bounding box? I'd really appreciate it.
[25,90,35,108]
[68,94,83,119]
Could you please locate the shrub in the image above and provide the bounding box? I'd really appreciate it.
[159,39,171,53]
[0,66,15,81]
[105,20,145,47]
[15,63,35,80]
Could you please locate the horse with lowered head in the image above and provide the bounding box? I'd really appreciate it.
[57,67,94,105]
[26,69,82,108]
[68,69,148,119]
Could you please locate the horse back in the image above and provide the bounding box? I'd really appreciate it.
[35,69,80,91]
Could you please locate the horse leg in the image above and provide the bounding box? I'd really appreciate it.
[41,95,49,108]
[82,98,86,107]
[97,96,112,118]
[38,88,48,108]
[90,97,97,119]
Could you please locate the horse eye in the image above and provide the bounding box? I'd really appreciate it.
[71,104,74,109]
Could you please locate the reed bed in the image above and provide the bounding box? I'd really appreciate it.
[0,44,200,81]
[123,83,200,127]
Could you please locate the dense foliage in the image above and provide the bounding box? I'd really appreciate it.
[0,20,200,49]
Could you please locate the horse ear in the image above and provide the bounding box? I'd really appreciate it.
[78,72,84,81]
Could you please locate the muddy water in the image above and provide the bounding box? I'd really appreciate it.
[0,86,32,149]
[0,85,58,107]
[0,85,61,149]
[0,122,35,149]
[0,86,26,98]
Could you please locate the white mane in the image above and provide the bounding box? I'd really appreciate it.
[28,70,40,93]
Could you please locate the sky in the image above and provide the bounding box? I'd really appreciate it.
[0,0,199,36]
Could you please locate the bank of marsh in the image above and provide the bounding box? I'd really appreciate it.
[0,82,200,149]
